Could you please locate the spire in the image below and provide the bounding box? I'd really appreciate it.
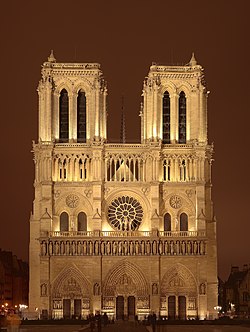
[189,52,197,66]
[120,96,126,144]
[48,50,56,63]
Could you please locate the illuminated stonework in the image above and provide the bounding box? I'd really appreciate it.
[29,52,218,321]
[108,196,143,231]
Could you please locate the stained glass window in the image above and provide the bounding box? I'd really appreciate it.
[108,196,143,231]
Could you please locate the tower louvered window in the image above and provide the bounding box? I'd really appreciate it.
[77,90,86,143]
[178,91,186,143]
[59,89,69,142]
[162,91,170,144]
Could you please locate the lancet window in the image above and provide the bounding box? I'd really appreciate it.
[77,212,87,232]
[59,89,69,142]
[180,159,186,181]
[60,212,69,232]
[105,154,145,182]
[163,159,171,181]
[162,91,170,144]
[77,90,87,143]
[164,213,171,231]
[180,213,188,231]
[178,91,186,144]
[54,154,91,182]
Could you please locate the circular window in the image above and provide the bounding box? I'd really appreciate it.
[108,196,143,231]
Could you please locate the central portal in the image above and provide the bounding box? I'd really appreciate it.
[116,296,135,319]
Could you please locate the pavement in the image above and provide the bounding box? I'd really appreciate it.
[77,321,150,332]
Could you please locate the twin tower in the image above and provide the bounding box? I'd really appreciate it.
[29,51,217,320]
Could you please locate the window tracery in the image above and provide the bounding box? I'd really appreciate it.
[108,196,143,231]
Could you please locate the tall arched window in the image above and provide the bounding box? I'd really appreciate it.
[77,90,86,143]
[164,213,171,231]
[162,91,170,144]
[59,89,69,142]
[180,213,188,231]
[178,91,186,144]
[60,212,69,232]
[78,212,87,232]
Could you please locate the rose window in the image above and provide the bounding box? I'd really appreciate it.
[108,196,143,231]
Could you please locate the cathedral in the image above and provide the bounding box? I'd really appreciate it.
[29,51,218,320]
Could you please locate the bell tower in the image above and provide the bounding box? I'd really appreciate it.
[38,50,107,143]
[141,53,207,144]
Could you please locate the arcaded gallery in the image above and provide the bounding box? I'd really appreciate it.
[29,52,218,320]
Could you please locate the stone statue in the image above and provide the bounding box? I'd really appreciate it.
[181,241,186,255]
[152,283,158,295]
[95,241,99,255]
[135,241,140,255]
[141,241,145,255]
[94,283,100,295]
[41,283,47,296]
[60,241,65,255]
[113,241,117,255]
[129,241,134,255]
[200,283,206,295]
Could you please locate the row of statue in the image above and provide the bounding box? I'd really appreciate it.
[40,239,206,256]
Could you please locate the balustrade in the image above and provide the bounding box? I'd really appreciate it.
[47,230,205,238]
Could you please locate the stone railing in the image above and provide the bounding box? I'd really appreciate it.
[47,230,206,238]
[158,231,206,237]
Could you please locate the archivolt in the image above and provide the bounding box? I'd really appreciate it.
[52,264,90,298]
[103,260,149,296]
[161,263,197,295]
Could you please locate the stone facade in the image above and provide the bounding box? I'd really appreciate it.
[29,52,218,320]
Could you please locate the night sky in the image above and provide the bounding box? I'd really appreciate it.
[1,0,249,280]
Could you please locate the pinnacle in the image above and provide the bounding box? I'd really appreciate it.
[48,50,56,63]
[189,52,197,66]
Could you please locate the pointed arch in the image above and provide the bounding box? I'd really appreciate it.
[161,263,197,296]
[59,89,69,142]
[162,91,170,144]
[103,260,149,296]
[52,264,90,298]
[77,89,86,142]
[178,91,186,143]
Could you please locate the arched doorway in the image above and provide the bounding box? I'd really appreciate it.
[52,265,90,319]
[103,260,149,319]
[161,264,197,319]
